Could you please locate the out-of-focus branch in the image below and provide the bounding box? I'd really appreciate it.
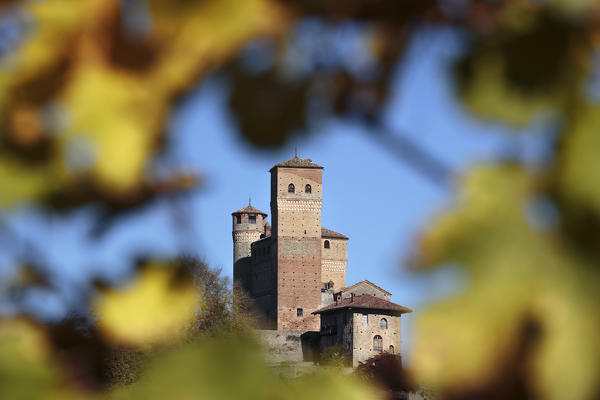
[370,128,452,187]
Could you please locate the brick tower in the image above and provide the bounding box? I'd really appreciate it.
[270,157,323,330]
[232,203,268,296]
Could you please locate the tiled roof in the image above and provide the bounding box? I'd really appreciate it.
[321,227,348,240]
[231,205,268,216]
[339,280,390,296]
[271,157,324,169]
[313,295,412,315]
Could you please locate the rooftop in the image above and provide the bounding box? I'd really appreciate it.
[313,295,412,315]
[231,205,268,216]
[321,227,348,240]
[339,280,391,296]
[271,157,324,170]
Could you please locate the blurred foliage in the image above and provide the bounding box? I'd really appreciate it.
[411,165,600,400]
[108,337,379,400]
[356,353,414,398]
[407,3,600,396]
[1,260,381,399]
[1,0,600,399]
[93,262,199,347]
[0,318,65,398]
[0,0,282,217]
[317,344,352,368]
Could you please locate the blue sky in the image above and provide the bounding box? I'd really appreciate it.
[1,26,531,356]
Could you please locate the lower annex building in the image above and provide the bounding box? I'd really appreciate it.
[232,156,411,366]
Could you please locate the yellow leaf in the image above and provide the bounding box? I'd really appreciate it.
[0,155,56,207]
[411,166,600,400]
[94,264,200,346]
[0,319,65,399]
[558,103,600,217]
[57,62,163,191]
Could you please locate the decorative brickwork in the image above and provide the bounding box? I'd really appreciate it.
[231,157,411,360]
[233,157,347,331]
[321,235,347,289]
[272,165,323,331]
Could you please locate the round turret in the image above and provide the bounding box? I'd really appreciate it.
[232,205,268,264]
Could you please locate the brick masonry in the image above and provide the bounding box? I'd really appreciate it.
[321,237,347,289]
[232,157,410,365]
[272,167,323,331]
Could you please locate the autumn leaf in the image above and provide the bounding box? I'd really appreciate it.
[94,264,200,347]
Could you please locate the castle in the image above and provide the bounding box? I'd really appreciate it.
[232,156,411,366]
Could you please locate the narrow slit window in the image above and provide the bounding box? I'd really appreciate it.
[324,240,330,249]
[297,308,303,317]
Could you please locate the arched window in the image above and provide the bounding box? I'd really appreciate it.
[288,183,295,193]
[373,335,383,353]
[389,345,394,354]
[324,240,330,249]
[380,318,388,330]
[305,184,311,193]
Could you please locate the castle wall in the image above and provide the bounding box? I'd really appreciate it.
[257,330,319,363]
[272,167,323,331]
[233,211,274,328]
[351,312,402,367]
[249,237,277,326]
[319,311,354,354]
[321,237,347,289]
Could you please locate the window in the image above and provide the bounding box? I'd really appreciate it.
[380,318,388,330]
[297,308,303,317]
[362,314,368,324]
[288,183,295,193]
[373,335,383,353]
[324,240,330,249]
[305,184,311,193]
[389,345,395,354]
[235,215,241,224]
[249,215,256,223]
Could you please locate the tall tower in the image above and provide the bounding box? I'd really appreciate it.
[270,157,323,330]
[232,204,268,292]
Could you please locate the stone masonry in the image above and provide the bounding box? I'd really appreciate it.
[232,156,411,365]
